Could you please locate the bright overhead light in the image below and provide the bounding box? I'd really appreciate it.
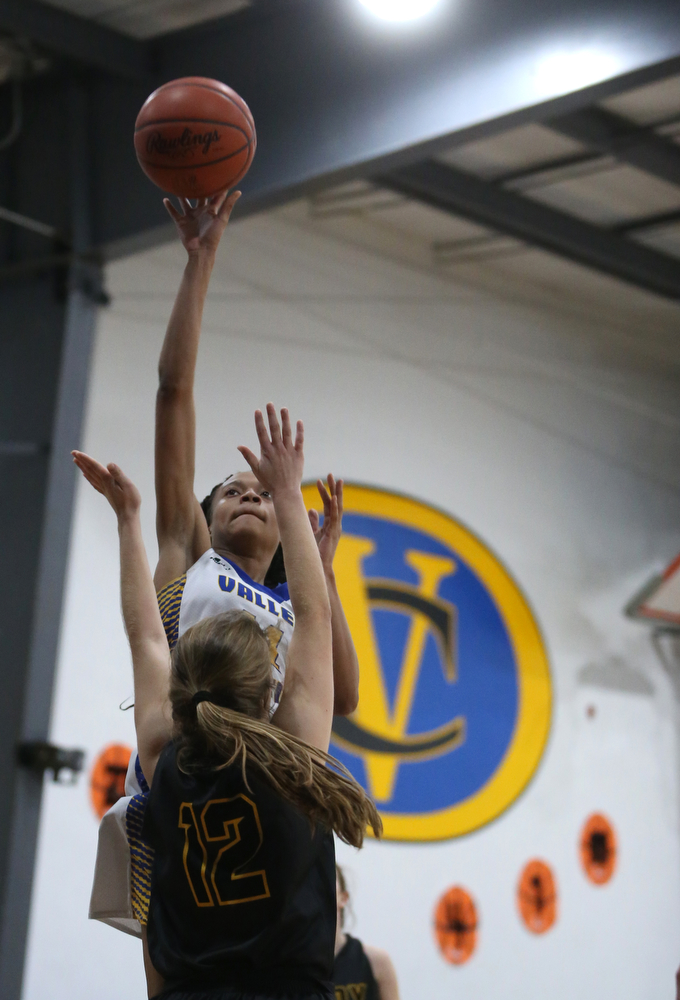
[532,48,623,97]
[356,0,444,23]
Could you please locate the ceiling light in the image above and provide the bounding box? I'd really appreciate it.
[356,0,444,24]
[532,48,623,98]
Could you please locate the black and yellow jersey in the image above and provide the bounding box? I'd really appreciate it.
[333,936,379,1000]
[143,741,336,997]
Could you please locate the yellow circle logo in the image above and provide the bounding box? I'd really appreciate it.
[303,483,551,842]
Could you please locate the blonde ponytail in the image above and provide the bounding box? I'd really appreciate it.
[190,702,381,847]
[170,611,382,848]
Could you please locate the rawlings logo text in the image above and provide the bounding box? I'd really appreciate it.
[146,128,220,158]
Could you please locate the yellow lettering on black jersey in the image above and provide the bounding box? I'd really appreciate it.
[335,986,367,1000]
[179,795,270,907]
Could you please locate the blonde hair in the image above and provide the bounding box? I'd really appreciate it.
[169,611,382,848]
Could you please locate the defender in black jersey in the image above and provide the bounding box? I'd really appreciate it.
[333,868,400,1000]
[144,743,336,996]
[74,404,380,1000]
[334,936,379,1000]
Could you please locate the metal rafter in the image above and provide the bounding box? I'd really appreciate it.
[1,0,680,254]
[550,105,680,187]
[91,2,680,254]
[616,206,680,234]
[378,159,680,301]
[0,0,149,78]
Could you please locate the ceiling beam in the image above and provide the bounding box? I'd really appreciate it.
[550,106,680,187]
[153,0,680,218]
[0,0,149,79]
[615,206,680,234]
[5,0,680,256]
[378,159,680,301]
[493,150,602,186]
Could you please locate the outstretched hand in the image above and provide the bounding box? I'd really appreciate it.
[72,451,141,522]
[237,404,304,497]
[163,188,241,255]
[308,475,343,572]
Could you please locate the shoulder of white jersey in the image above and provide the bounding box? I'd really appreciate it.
[186,547,221,578]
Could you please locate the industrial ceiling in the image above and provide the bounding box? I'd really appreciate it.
[37,0,254,38]
[1,0,680,315]
[295,73,680,339]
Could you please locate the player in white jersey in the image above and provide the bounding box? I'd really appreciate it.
[88,191,360,991]
[152,188,358,718]
[159,544,295,714]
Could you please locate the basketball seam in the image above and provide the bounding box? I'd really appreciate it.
[150,81,254,125]
[137,139,252,170]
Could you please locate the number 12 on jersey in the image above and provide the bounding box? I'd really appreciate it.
[179,794,271,907]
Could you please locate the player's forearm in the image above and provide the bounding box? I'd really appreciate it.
[327,571,359,715]
[154,252,214,546]
[119,513,168,655]
[157,251,215,393]
[274,489,331,626]
[272,488,333,744]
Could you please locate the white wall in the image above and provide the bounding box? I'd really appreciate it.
[22,207,680,1000]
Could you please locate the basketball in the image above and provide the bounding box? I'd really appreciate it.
[134,77,256,198]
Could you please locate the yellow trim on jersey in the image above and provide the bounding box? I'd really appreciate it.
[157,574,187,650]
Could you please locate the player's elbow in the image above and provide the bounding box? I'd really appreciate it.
[156,375,191,403]
[333,680,359,717]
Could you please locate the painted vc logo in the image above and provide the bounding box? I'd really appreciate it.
[302,483,551,842]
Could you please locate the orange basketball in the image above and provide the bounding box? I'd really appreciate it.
[134,77,256,198]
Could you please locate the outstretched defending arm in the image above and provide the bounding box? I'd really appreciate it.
[238,405,334,753]
[73,451,172,784]
[154,190,241,592]
[309,476,359,716]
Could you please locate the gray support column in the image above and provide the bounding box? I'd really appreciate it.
[0,81,101,999]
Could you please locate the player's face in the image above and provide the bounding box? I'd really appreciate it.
[210,471,280,556]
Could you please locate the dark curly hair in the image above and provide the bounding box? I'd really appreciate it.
[200,478,286,588]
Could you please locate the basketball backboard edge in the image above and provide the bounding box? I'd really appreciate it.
[625,553,680,629]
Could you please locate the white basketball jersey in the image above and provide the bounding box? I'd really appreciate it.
[157,548,294,714]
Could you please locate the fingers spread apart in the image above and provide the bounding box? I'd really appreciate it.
[72,450,109,495]
[253,408,270,451]
[267,402,282,445]
[162,198,184,223]
[218,189,241,219]
[237,445,259,475]
[240,405,304,482]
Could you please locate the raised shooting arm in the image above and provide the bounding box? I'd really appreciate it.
[154,190,240,591]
